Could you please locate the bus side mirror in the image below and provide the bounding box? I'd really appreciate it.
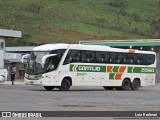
[21,54,30,63]
[42,54,57,65]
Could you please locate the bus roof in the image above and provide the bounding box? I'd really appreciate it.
[69,44,155,54]
[33,43,156,54]
[33,43,69,51]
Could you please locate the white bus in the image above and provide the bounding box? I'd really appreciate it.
[23,43,156,91]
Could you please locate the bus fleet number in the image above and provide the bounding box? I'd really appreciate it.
[141,68,154,73]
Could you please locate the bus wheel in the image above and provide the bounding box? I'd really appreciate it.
[131,79,140,90]
[103,86,114,90]
[121,79,131,90]
[59,79,71,91]
[44,86,54,91]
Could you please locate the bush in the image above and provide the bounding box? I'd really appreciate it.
[23,3,44,13]
[119,8,128,16]
[109,0,128,9]
[131,13,140,21]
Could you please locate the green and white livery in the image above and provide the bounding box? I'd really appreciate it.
[23,43,157,91]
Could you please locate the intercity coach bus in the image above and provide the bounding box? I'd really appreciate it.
[23,44,156,91]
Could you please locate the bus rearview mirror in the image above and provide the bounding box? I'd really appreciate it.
[21,54,30,63]
[42,54,57,65]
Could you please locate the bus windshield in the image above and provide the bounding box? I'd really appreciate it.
[26,51,49,74]
[26,49,66,75]
[26,51,59,75]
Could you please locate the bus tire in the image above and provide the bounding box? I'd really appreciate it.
[59,79,71,91]
[103,86,114,90]
[44,86,54,91]
[121,78,131,90]
[131,79,140,90]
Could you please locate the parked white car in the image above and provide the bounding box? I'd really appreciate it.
[0,74,5,83]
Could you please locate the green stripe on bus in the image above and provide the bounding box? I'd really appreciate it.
[109,73,115,80]
[70,64,74,71]
[112,66,119,73]
[128,67,156,73]
[128,67,133,73]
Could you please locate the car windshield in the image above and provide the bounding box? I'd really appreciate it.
[26,51,50,74]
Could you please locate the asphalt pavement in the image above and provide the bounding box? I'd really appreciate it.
[0,81,160,119]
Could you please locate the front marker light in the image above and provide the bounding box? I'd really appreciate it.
[42,74,50,78]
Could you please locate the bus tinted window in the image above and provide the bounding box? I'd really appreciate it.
[82,51,95,63]
[135,54,146,65]
[96,52,109,63]
[146,54,155,65]
[64,50,80,64]
[64,50,155,65]
[57,49,66,59]
[50,49,66,60]
[124,54,134,64]
[110,53,123,64]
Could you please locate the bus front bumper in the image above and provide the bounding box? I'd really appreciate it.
[24,78,44,86]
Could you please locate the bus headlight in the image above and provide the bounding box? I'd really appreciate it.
[42,74,50,78]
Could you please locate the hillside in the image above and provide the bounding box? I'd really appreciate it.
[0,0,160,46]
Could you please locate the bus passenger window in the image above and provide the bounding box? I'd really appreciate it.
[136,54,146,65]
[64,50,80,64]
[146,54,155,65]
[110,53,115,63]
[64,57,73,64]
[82,51,95,63]
[110,53,122,64]
[96,52,103,63]
[57,49,66,60]
[96,58,104,63]
[125,54,134,64]
[96,52,109,63]
[72,53,80,62]
[50,49,66,63]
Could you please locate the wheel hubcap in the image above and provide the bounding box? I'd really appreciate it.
[124,82,129,88]
[62,82,68,89]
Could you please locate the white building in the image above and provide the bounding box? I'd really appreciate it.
[0,29,22,79]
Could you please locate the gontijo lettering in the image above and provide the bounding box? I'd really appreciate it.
[78,66,100,71]
[70,64,106,72]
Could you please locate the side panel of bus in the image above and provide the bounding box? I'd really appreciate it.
[58,64,156,87]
